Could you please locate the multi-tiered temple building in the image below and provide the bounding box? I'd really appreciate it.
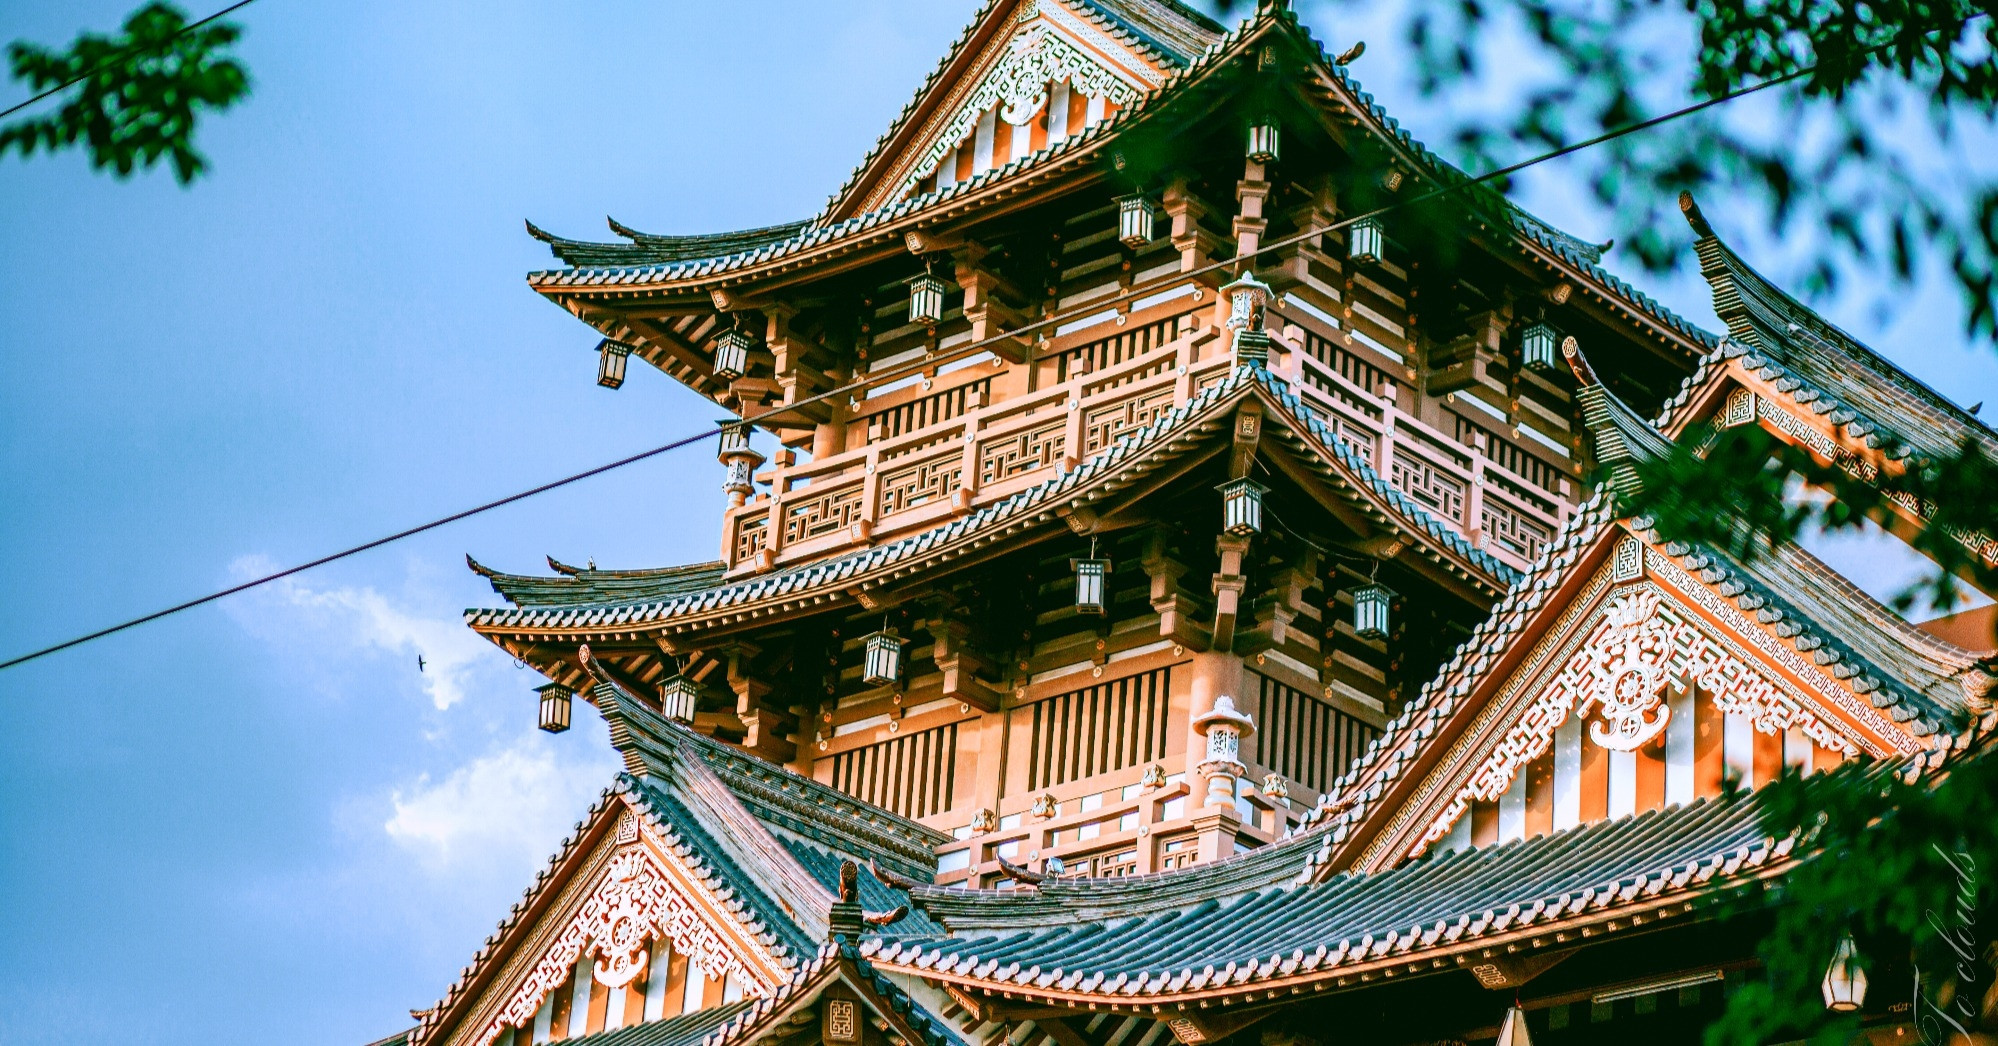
[381,2,1998,1044]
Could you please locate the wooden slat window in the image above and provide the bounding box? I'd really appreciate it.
[1025,668,1172,791]
[1252,672,1379,794]
[829,722,958,820]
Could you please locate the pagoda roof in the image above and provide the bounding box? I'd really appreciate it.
[466,366,1518,639]
[526,218,813,271]
[521,4,1715,359]
[410,683,950,1046]
[854,791,1792,1003]
[558,998,753,1046]
[468,555,727,609]
[1673,195,1996,464]
[1303,358,1995,873]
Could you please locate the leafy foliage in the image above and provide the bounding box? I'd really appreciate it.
[1,3,250,184]
[1629,423,1998,620]
[1702,746,1998,1044]
[1301,0,1998,341]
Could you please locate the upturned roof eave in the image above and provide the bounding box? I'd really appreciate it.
[462,368,1518,646]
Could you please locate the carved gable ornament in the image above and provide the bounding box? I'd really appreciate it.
[472,834,768,1046]
[1409,537,1888,855]
[899,4,1160,196]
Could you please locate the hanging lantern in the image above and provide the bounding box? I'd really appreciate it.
[1220,271,1272,331]
[1521,322,1559,372]
[1246,117,1280,164]
[862,630,907,686]
[537,683,574,734]
[596,339,632,389]
[1348,216,1384,266]
[1116,193,1159,248]
[659,674,699,724]
[1352,582,1394,640]
[1071,557,1111,615]
[1822,932,1868,1012]
[906,270,948,327]
[1217,478,1267,536]
[713,323,754,381]
[1495,1006,1532,1046]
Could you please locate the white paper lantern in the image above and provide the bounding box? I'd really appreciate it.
[1348,216,1384,266]
[596,340,631,389]
[714,325,754,381]
[1072,558,1111,615]
[1246,118,1280,163]
[1353,582,1394,640]
[1217,478,1267,536]
[1117,193,1159,248]
[537,683,574,733]
[1522,322,1558,372]
[906,271,947,327]
[863,630,907,685]
[1822,933,1868,1012]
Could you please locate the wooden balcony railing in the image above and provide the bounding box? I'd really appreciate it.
[722,286,1576,577]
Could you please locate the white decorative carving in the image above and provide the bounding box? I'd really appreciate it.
[1412,579,1863,854]
[1583,590,1673,752]
[908,25,1144,187]
[474,846,763,1046]
[1611,535,1643,582]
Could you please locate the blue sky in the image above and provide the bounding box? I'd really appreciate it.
[0,2,1992,1044]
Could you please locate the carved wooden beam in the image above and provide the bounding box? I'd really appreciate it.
[924,607,1003,711]
[1210,532,1253,651]
[1143,530,1211,651]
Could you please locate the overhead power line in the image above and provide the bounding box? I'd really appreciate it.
[0,50,1820,672]
[0,0,261,123]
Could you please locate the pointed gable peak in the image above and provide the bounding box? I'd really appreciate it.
[822,0,1223,222]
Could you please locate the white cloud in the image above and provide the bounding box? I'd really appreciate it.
[227,553,498,709]
[385,736,616,874]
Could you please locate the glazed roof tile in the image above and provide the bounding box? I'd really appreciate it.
[470,557,727,609]
[562,1000,755,1046]
[466,367,1516,632]
[859,794,1790,997]
[1691,224,1996,463]
[523,7,1715,357]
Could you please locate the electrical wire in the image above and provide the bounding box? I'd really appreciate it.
[0,0,260,123]
[0,45,1838,672]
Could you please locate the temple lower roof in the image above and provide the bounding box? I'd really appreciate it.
[857,792,1790,997]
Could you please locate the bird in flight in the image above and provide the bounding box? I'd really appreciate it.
[418,655,427,672]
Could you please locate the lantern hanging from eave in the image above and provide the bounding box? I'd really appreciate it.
[1071,556,1111,615]
[659,674,700,724]
[596,339,632,389]
[1217,478,1267,536]
[1352,582,1395,640]
[713,322,754,381]
[1522,322,1559,372]
[862,629,907,686]
[1116,192,1159,248]
[1822,932,1868,1012]
[1348,216,1385,266]
[1246,116,1280,164]
[906,270,948,327]
[537,683,574,733]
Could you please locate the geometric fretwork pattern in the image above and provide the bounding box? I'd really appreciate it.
[476,844,764,1046]
[1414,581,1855,854]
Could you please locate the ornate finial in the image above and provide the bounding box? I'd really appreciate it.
[1678,190,1714,237]
[465,553,499,578]
[1561,335,1600,387]
[838,859,859,904]
[969,807,998,833]
[1334,41,1365,66]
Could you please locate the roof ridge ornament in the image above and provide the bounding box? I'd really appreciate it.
[1678,190,1714,238]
